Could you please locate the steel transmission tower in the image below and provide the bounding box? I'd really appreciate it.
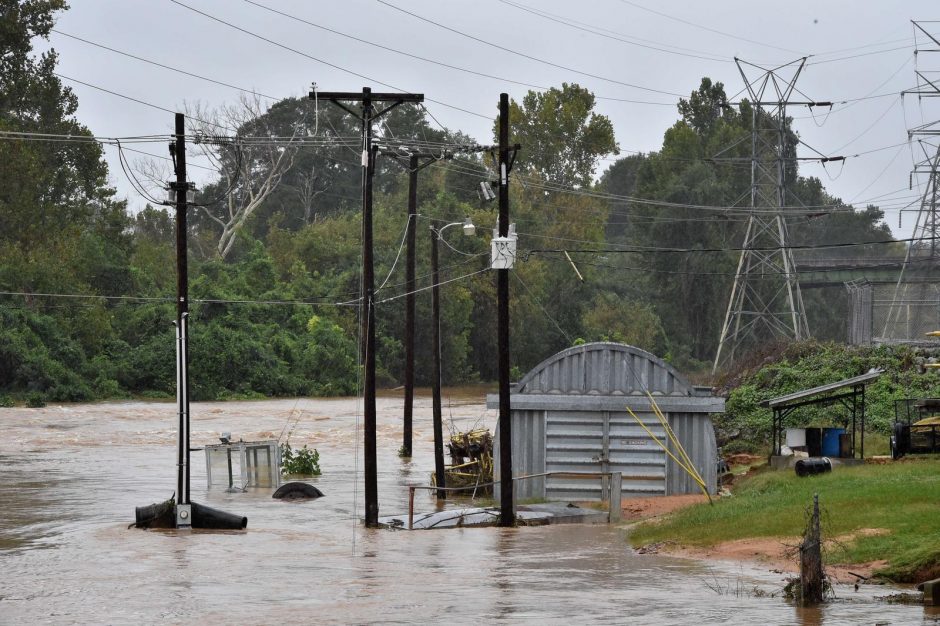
[712,58,813,372]
[882,21,940,341]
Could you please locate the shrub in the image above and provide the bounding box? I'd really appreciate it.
[25,392,46,408]
[280,443,321,476]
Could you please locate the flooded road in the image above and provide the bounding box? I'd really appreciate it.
[0,389,936,624]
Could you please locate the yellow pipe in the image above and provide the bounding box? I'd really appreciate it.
[628,408,710,505]
[626,406,706,491]
[646,391,705,489]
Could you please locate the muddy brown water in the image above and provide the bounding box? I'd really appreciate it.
[0,388,936,624]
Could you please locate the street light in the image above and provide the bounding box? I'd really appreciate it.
[429,217,475,499]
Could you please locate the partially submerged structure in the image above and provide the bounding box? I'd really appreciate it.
[487,342,723,501]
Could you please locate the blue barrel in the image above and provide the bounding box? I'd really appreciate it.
[822,428,845,457]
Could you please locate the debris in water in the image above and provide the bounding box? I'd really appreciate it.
[272,482,324,500]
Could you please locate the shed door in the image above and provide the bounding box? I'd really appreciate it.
[545,410,666,500]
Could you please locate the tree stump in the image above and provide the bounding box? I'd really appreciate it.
[799,493,826,604]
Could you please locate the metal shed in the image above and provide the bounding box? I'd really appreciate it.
[487,342,723,501]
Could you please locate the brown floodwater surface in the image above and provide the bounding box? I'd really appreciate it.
[1,389,936,624]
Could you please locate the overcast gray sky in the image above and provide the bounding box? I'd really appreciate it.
[41,0,939,236]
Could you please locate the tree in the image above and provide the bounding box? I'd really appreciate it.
[499,83,619,188]
[185,95,304,260]
[0,0,125,253]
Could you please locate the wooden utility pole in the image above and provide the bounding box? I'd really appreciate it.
[312,88,423,527]
[497,93,514,527]
[383,150,449,459]
[429,228,447,498]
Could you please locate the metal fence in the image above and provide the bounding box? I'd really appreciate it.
[847,280,940,345]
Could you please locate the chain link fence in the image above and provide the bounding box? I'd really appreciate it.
[847,280,940,345]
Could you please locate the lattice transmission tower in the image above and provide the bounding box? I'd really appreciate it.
[881,21,940,341]
[712,58,816,373]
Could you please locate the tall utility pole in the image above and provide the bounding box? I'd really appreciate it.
[382,149,450,459]
[712,58,816,373]
[312,88,423,527]
[883,21,940,340]
[171,112,192,527]
[131,113,244,531]
[497,93,514,527]
[429,226,447,499]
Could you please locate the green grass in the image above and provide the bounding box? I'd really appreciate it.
[630,457,940,582]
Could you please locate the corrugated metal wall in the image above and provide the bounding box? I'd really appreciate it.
[494,343,721,501]
[508,410,545,499]
[517,343,690,396]
[607,411,668,496]
[667,414,717,496]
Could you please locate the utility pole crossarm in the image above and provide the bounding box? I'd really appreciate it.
[311,91,425,102]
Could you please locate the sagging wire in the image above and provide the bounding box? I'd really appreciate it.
[116,139,166,205]
[512,272,572,344]
[375,268,490,305]
[376,214,412,293]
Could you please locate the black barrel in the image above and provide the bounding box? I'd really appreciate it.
[134,499,176,529]
[795,457,832,477]
[192,501,248,530]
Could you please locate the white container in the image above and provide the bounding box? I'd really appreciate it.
[786,428,807,448]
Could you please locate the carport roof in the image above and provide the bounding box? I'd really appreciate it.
[760,369,884,409]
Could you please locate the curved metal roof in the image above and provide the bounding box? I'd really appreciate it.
[516,342,694,396]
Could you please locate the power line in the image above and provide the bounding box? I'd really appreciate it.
[0,290,359,307]
[497,0,729,63]
[168,0,491,120]
[54,72,232,131]
[52,29,282,102]
[616,0,800,55]
[375,0,685,98]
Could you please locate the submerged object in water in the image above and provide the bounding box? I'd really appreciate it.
[272,482,324,500]
[135,498,248,529]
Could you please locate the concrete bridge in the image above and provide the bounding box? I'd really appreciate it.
[793,257,940,287]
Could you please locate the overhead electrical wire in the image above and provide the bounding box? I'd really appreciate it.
[52,29,282,102]
[374,0,685,97]
[167,0,491,120]
[49,22,917,179]
[240,0,668,106]
[54,72,233,131]
[497,0,729,63]
[616,0,800,55]
[38,22,921,225]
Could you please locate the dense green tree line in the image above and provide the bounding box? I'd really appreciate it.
[0,3,897,403]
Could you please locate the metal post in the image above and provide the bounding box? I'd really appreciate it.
[408,486,415,530]
[497,93,514,527]
[609,472,622,522]
[402,155,418,458]
[430,228,447,499]
[173,112,191,515]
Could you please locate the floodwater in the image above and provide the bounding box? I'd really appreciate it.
[0,388,936,624]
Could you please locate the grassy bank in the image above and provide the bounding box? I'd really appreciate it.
[629,457,940,583]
